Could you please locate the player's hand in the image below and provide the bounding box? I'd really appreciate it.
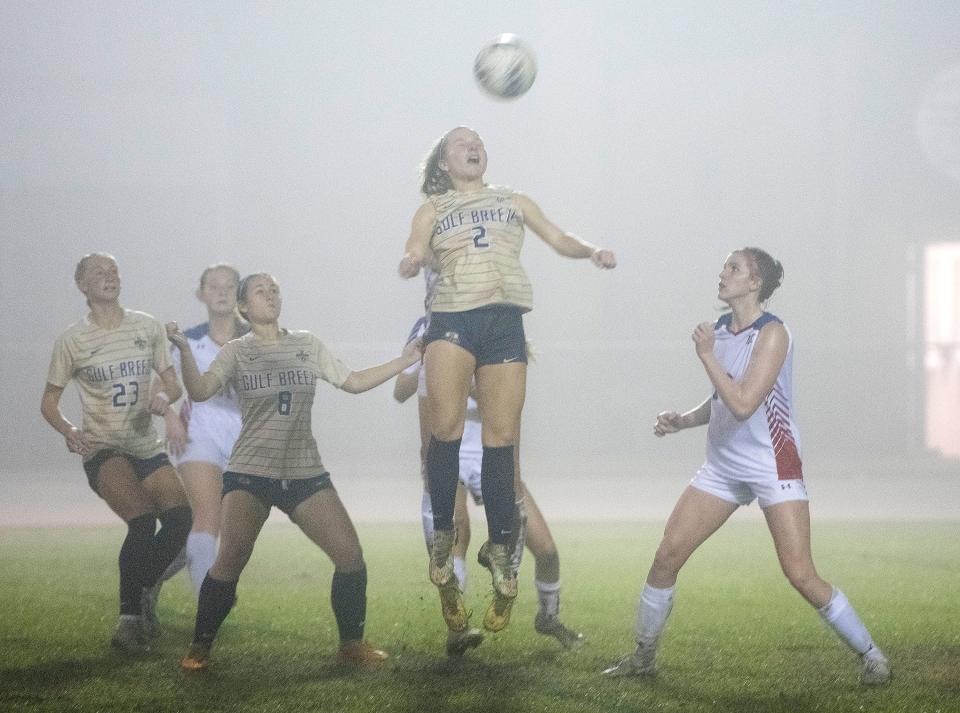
[401,336,424,366]
[590,248,617,269]
[398,253,422,279]
[65,426,91,456]
[654,411,683,437]
[166,321,188,350]
[148,391,172,416]
[164,408,188,458]
[692,321,715,357]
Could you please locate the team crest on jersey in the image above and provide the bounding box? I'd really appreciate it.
[134,336,147,349]
[296,350,309,362]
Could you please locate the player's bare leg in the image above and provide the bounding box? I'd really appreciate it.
[765,501,890,685]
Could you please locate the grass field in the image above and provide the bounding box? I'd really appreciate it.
[1,520,958,713]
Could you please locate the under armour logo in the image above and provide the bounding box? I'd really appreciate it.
[296,350,309,362]
[134,336,146,349]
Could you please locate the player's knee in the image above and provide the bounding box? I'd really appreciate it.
[333,545,364,572]
[651,541,685,576]
[781,559,817,593]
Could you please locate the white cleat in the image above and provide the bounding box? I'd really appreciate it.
[860,647,891,686]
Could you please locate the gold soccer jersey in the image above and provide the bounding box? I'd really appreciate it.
[46,310,172,460]
[206,330,352,479]
[428,187,533,313]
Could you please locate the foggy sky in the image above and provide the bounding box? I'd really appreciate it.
[3,1,959,493]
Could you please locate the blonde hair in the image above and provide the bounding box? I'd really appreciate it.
[199,263,241,289]
[419,126,479,196]
[420,133,454,196]
[74,252,116,284]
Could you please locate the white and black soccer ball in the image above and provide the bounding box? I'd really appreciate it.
[473,34,537,99]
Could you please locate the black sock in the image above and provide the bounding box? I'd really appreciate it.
[427,436,461,532]
[193,575,237,647]
[331,566,367,643]
[118,513,156,615]
[481,445,515,545]
[148,505,192,585]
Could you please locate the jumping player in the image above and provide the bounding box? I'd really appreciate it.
[170,273,423,672]
[41,253,192,653]
[603,248,891,685]
[398,126,616,637]
[395,317,584,654]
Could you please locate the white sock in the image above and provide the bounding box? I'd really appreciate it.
[186,532,217,598]
[453,556,467,592]
[535,579,561,617]
[634,583,675,647]
[817,587,875,655]
[420,489,434,555]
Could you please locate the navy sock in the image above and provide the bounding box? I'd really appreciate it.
[481,445,515,545]
[148,505,192,586]
[331,566,367,643]
[427,436,461,532]
[118,513,156,615]
[193,575,237,647]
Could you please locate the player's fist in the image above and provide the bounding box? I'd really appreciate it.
[590,248,617,269]
[654,411,683,437]
[398,253,421,279]
[401,336,424,366]
[166,321,187,349]
[65,426,91,455]
[692,322,715,357]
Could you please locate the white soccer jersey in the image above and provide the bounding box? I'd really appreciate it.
[704,312,803,481]
[171,323,242,425]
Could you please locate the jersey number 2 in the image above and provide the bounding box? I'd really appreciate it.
[471,226,489,248]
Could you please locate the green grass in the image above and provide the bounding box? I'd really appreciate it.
[1,520,958,713]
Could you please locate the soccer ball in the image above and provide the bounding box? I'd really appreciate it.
[473,34,537,99]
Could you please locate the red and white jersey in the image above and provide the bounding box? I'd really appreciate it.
[704,312,803,481]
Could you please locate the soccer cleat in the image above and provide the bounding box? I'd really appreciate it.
[477,541,518,632]
[180,642,212,672]
[446,627,484,657]
[110,615,149,654]
[534,612,585,650]
[140,583,162,639]
[430,529,468,632]
[602,644,657,678]
[336,639,389,671]
[859,647,891,685]
[429,529,456,586]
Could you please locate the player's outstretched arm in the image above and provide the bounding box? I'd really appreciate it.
[166,322,222,402]
[399,202,437,278]
[343,338,424,394]
[516,193,616,268]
